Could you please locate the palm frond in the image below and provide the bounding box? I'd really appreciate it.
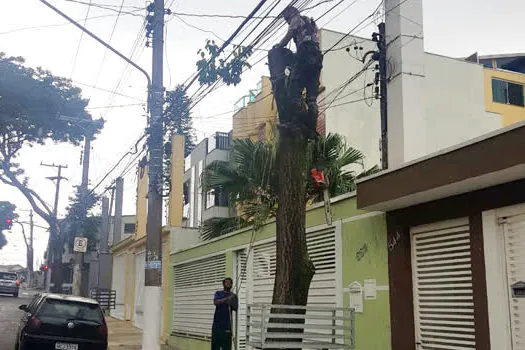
[200,216,250,240]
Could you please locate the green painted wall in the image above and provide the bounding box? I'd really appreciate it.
[341,214,391,350]
[169,195,391,350]
[168,335,210,350]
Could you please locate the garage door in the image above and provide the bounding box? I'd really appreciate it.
[111,254,126,320]
[502,214,525,350]
[411,218,476,349]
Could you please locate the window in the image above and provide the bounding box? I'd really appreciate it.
[183,182,190,205]
[0,272,17,280]
[205,190,215,209]
[124,223,136,234]
[492,78,525,106]
[37,299,104,323]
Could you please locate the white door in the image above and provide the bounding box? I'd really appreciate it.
[134,252,145,329]
[502,214,525,350]
[411,218,476,349]
[111,254,126,320]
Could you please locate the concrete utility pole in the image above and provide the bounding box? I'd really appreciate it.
[113,177,124,245]
[143,0,165,348]
[97,197,112,290]
[28,210,34,287]
[41,162,68,292]
[377,22,388,170]
[73,136,91,296]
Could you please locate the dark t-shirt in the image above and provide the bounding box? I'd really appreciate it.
[212,290,238,331]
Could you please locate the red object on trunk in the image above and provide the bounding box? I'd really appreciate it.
[311,169,326,188]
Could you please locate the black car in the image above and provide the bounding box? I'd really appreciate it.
[15,293,108,350]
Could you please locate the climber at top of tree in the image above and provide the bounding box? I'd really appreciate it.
[273,6,324,140]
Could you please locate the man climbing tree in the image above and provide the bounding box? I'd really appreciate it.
[273,6,323,139]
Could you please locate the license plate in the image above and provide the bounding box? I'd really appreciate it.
[55,343,78,350]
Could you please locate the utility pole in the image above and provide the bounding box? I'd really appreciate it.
[374,22,388,170]
[113,177,124,244]
[28,210,34,287]
[41,162,68,292]
[73,136,91,296]
[97,197,112,290]
[143,0,165,348]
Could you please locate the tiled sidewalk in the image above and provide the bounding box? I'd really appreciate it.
[106,317,176,350]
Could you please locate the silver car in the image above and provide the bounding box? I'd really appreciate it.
[0,271,20,297]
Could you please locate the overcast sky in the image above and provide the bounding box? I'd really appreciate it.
[1,0,523,267]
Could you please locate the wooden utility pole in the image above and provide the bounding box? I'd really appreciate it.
[143,0,165,348]
[41,162,68,293]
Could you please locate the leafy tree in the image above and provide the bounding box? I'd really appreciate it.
[0,53,103,292]
[62,187,101,254]
[201,133,378,240]
[196,40,254,86]
[163,85,196,190]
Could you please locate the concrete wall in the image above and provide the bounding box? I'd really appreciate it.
[319,29,502,169]
[183,139,208,228]
[168,195,391,350]
[424,53,502,154]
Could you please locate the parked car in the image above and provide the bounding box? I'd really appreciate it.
[15,293,108,350]
[0,271,20,297]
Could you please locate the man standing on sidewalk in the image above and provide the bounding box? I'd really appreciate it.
[212,277,238,350]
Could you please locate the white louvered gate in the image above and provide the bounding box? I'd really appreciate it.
[248,226,338,348]
[411,218,476,350]
[235,250,248,350]
[502,214,525,350]
[172,254,226,338]
[111,254,126,320]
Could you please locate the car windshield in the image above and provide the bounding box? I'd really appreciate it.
[0,272,17,280]
[38,299,103,323]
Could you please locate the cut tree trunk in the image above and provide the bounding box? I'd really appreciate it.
[268,47,316,349]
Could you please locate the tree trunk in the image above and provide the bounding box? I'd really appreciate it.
[50,222,65,293]
[267,48,316,349]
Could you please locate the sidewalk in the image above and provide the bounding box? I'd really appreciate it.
[106,317,143,350]
[106,316,176,350]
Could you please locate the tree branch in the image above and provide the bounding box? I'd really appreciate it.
[15,221,29,249]
[1,165,53,223]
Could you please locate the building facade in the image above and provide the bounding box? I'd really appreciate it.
[357,122,525,350]
[182,131,233,229]
[166,194,391,350]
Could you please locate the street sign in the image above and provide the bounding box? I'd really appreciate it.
[73,237,88,252]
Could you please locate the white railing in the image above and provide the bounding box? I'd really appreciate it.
[246,304,355,349]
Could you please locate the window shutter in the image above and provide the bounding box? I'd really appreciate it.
[503,215,525,349]
[172,254,226,338]
[411,218,476,349]
[251,227,337,305]
[236,250,248,350]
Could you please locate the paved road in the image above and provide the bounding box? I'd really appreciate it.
[0,291,34,350]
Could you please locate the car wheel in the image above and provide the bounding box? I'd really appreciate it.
[13,292,19,298]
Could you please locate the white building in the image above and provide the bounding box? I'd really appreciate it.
[319,28,502,170]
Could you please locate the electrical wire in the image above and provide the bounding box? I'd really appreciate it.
[70,0,93,79]
[72,81,146,102]
[91,0,127,96]
[0,12,143,36]
[64,0,145,16]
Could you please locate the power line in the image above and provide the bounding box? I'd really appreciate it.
[91,0,127,94]
[70,0,93,79]
[172,14,226,42]
[64,0,145,16]
[72,80,146,102]
[86,102,145,110]
[0,12,143,36]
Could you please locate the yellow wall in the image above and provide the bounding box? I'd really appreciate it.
[232,77,278,141]
[484,68,525,127]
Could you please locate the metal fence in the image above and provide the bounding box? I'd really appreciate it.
[246,304,355,349]
[90,289,116,311]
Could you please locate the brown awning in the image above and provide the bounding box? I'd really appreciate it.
[357,122,525,211]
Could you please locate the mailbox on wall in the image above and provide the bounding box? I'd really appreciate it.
[511,281,525,298]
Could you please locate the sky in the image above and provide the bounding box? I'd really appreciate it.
[0,0,524,268]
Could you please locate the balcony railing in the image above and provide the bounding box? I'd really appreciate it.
[246,304,355,349]
[208,132,231,153]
